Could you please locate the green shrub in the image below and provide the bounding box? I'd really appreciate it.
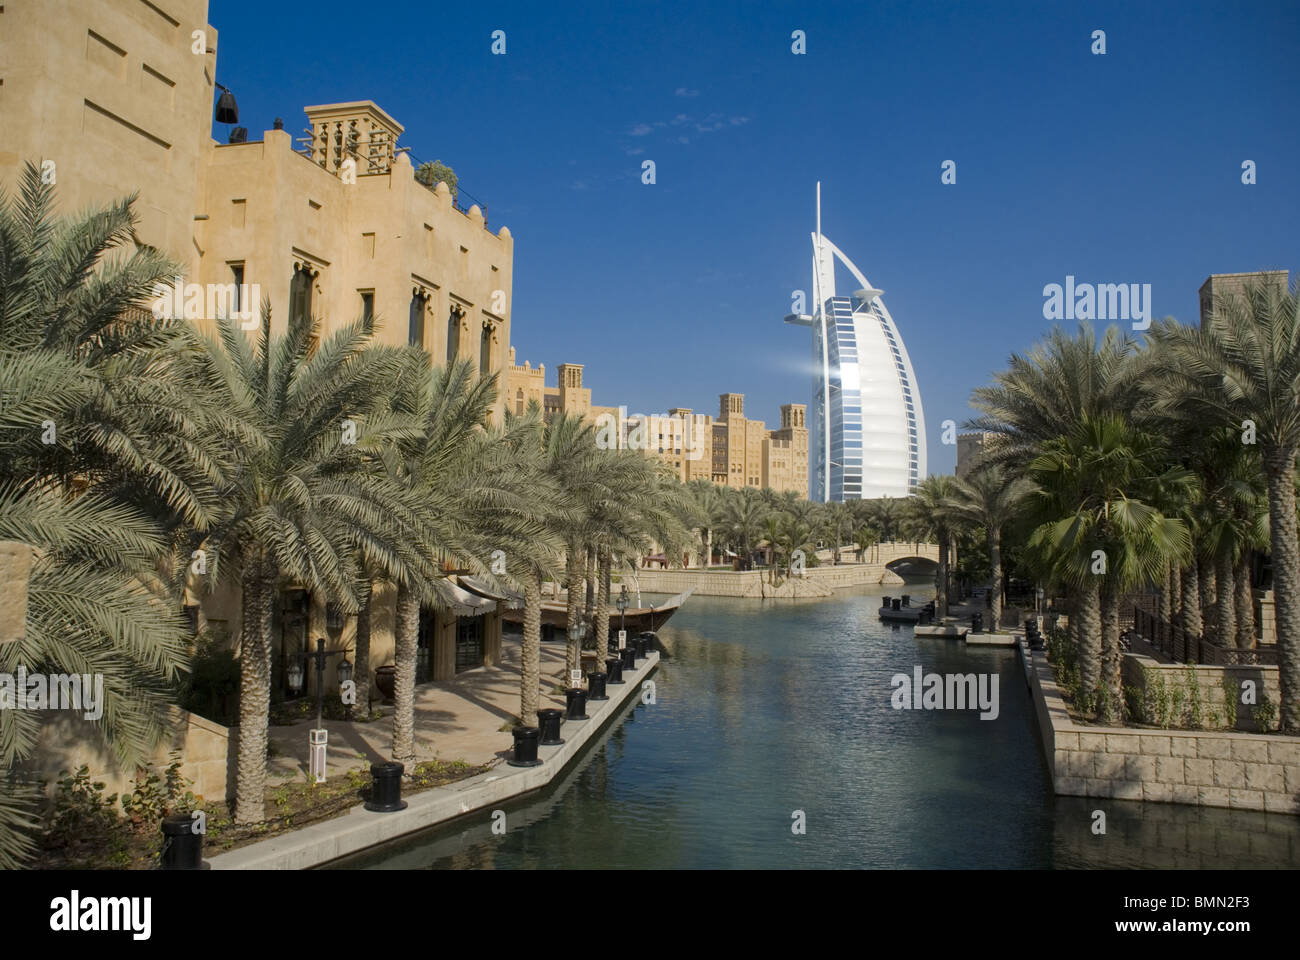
[1183,667,1203,730]
[1221,676,1238,730]
[1254,694,1277,733]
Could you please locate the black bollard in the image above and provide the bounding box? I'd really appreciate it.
[537,708,565,745]
[159,812,205,870]
[605,656,624,685]
[587,671,609,701]
[633,635,650,659]
[508,726,543,767]
[971,613,983,634]
[902,594,910,607]
[620,646,637,672]
[892,598,901,611]
[364,761,409,812]
[565,688,589,721]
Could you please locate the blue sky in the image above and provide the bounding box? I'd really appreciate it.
[210,0,1299,475]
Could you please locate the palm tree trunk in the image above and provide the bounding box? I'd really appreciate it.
[594,545,611,670]
[354,577,373,711]
[1099,585,1122,723]
[234,552,274,825]
[1077,579,1102,718]
[988,529,1002,630]
[1158,563,1173,653]
[391,582,419,762]
[1235,554,1255,649]
[1199,557,1217,648]
[936,537,949,618]
[1216,554,1235,650]
[948,533,957,603]
[705,528,713,568]
[583,548,596,622]
[520,567,541,726]
[565,540,583,675]
[1170,564,1183,656]
[1181,564,1202,662]
[1263,447,1300,732]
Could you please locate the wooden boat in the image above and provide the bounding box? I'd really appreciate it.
[502,587,694,634]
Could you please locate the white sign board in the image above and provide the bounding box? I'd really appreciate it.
[618,630,627,649]
[569,668,583,688]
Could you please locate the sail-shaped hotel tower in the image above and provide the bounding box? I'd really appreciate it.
[784,185,926,502]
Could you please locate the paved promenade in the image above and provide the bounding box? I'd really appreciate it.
[266,634,569,782]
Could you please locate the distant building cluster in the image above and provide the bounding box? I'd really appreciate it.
[507,350,809,497]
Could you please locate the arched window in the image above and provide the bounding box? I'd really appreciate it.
[290,263,316,326]
[480,322,493,377]
[408,290,428,347]
[515,389,524,415]
[446,307,462,364]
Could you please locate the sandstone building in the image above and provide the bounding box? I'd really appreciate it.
[0,0,518,700]
[507,354,808,496]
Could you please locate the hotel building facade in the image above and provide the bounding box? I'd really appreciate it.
[0,0,519,697]
[784,187,926,501]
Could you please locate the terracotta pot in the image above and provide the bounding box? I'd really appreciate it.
[374,664,396,703]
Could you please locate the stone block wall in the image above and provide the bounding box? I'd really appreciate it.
[1022,643,1300,815]
[25,705,234,804]
[1122,651,1281,732]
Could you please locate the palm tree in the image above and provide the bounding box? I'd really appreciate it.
[720,490,765,570]
[907,476,962,617]
[1149,284,1300,729]
[687,479,723,567]
[0,169,209,864]
[950,466,1037,630]
[1027,414,1193,720]
[854,523,880,562]
[385,360,551,761]
[181,304,424,822]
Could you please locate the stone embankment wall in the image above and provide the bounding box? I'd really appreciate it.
[1021,643,1299,815]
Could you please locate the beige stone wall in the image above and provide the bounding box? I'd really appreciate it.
[195,121,513,418]
[1023,644,1300,815]
[0,0,217,267]
[27,705,234,804]
[1122,652,1281,733]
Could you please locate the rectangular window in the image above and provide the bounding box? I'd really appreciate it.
[360,290,374,323]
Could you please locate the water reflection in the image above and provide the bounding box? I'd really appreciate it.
[328,585,1300,869]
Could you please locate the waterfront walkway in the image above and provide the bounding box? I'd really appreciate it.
[266,634,569,781]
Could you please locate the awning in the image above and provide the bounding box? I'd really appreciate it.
[431,579,497,617]
[458,575,524,610]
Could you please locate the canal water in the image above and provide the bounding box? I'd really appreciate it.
[329,584,1300,869]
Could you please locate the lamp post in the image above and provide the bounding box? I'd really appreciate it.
[294,637,350,783]
[616,584,630,638]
